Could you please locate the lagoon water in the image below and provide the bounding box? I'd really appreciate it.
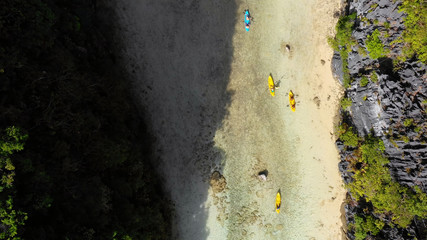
[113,0,345,239]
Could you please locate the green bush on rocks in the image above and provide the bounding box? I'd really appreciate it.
[354,214,385,240]
[360,76,369,87]
[340,97,353,110]
[399,0,427,63]
[366,29,388,59]
[338,124,359,147]
[347,136,427,228]
[328,13,357,88]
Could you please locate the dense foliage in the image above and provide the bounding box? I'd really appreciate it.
[332,1,427,239]
[399,0,427,63]
[354,215,385,240]
[0,127,28,239]
[370,71,378,83]
[347,136,427,237]
[0,0,171,239]
[359,76,369,87]
[340,97,353,110]
[338,124,359,147]
[365,29,388,59]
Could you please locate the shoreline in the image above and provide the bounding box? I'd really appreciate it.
[113,0,346,238]
[212,0,346,238]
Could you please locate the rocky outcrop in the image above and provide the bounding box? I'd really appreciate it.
[333,0,427,239]
[210,171,227,194]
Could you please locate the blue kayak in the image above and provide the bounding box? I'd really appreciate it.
[244,10,251,31]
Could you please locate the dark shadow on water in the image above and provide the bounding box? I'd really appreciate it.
[110,0,237,239]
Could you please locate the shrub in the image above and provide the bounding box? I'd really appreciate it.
[1,127,27,188]
[403,118,413,127]
[399,0,427,63]
[335,13,357,51]
[341,97,353,110]
[354,215,384,240]
[366,29,388,59]
[370,71,379,83]
[383,32,391,40]
[360,76,369,87]
[0,127,28,239]
[338,125,359,147]
[329,13,357,88]
[400,135,410,143]
[383,21,391,29]
[327,36,339,52]
[370,3,379,10]
[0,196,28,239]
[348,136,427,228]
[357,45,368,57]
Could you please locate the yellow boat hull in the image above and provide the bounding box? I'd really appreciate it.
[289,90,296,112]
[275,192,281,213]
[268,75,275,96]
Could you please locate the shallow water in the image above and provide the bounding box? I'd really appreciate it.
[113,0,344,239]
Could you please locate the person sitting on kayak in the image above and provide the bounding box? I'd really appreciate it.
[245,11,254,22]
[245,23,250,31]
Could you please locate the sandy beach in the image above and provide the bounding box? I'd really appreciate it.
[113,0,345,239]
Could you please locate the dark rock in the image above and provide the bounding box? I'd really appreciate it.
[331,51,344,84]
[335,0,427,238]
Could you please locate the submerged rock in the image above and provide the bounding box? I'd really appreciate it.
[257,170,268,181]
[210,171,227,193]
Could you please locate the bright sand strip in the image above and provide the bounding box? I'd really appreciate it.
[212,0,346,239]
[113,0,345,239]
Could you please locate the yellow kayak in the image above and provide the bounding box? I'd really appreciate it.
[289,90,296,112]
[268,74,275,96]
[275,191,281,213]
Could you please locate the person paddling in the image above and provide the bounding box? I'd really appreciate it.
[244,9,253,31]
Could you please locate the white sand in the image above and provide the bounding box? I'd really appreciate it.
[113,0,345,239]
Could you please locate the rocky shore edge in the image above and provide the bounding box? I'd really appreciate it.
[331,0,427,239]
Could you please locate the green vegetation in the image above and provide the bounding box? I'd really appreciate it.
[382,31,390,39]
[370,71,379,83]
[357,45,368,57]
[400,135,410,143]
[354,214,385,240]
[341,97,353,110]
[403,118,414,127]
[361,17,370,25]
[347,136,427,228]
[0,127,28,239]
[399,0,427,63]
[338,124,359,147]
[0,0,171,239]
[328,13,357,88]
[366,29,388,59]
[383,21,391,29]
[360,76,369,87]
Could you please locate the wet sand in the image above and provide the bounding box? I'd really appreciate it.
[113,0,345,239]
